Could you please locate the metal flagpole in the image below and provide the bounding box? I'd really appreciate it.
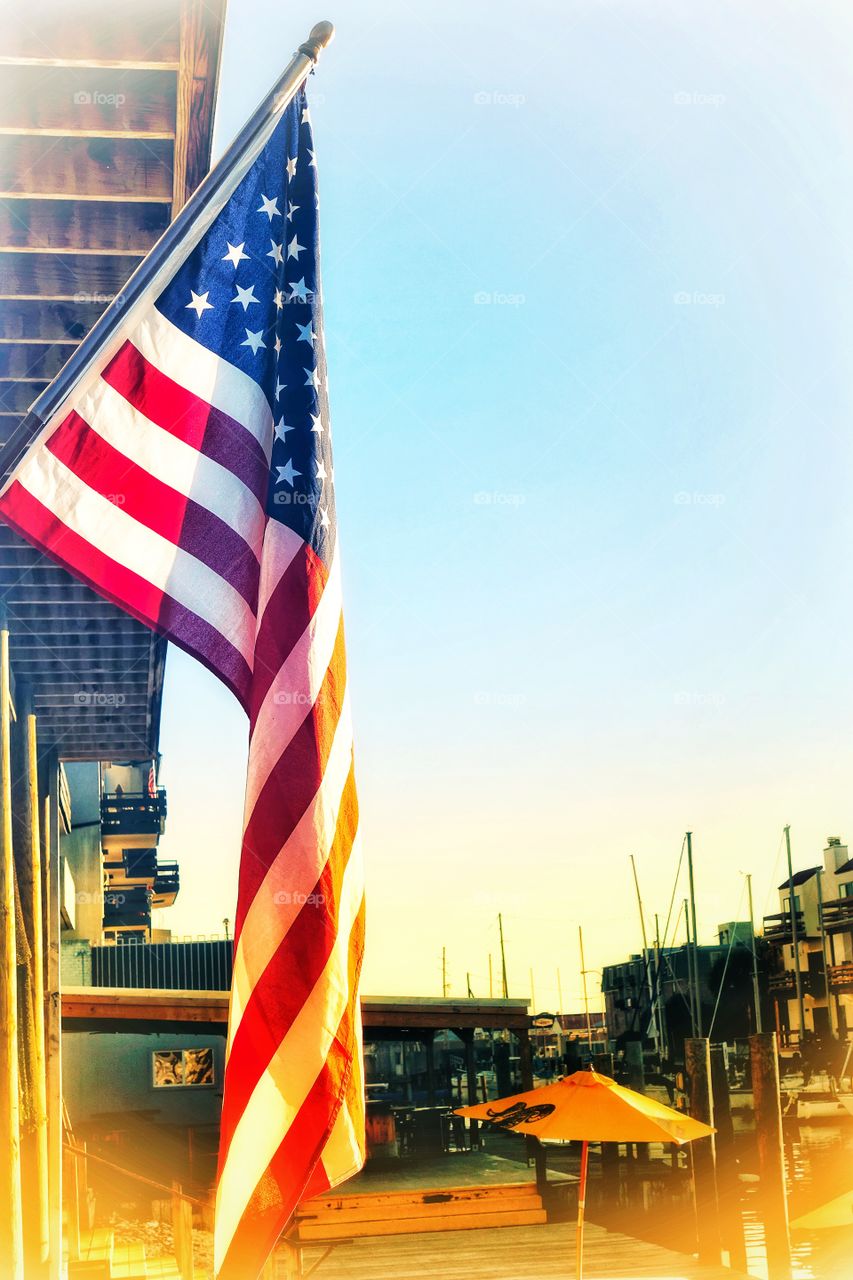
[0,21,336,480]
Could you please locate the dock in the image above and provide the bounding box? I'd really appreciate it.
[299,1221,751,1280]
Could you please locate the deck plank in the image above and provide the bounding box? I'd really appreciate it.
[298,1219,751,1279]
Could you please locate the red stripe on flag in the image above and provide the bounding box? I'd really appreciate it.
[216,901,365,1280]
[103,339,270,502]
[249,540,329,720]
[45,409,260,604]
[235,615,348,933]
[218,763,358,1163]
[0,479,253,706]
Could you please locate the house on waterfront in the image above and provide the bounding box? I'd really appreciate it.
[763,835,853,1044]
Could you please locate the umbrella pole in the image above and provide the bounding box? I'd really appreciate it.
[576,1139,589,1280]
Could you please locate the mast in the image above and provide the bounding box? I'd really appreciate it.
[579,926,593,1051]
[630,854,660,1056]
[684,896,697,1036]
[815,866,832,1031]
[498,914,509,998]
[686,831,702,1036]
[654,912,669,1060]
[742,875,763,1034]
[784,825,806,1042]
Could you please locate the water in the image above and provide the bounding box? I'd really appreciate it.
[736,1120,853,1279]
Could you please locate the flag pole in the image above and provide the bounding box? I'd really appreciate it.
[0,19,335,480]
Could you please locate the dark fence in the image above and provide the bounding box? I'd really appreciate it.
[91,938,233,991]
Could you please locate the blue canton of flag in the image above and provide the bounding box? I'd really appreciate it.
[159,86,336,566]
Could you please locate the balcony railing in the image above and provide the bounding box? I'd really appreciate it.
[821,897,853,935]
[101,789,167,839]
[91,938,233,991]
[762,910,806,945]
[829,962,853,992]
[103,884,152,930]
[151,861,180,907]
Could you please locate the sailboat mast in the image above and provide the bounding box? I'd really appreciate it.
[686,831,702,1036]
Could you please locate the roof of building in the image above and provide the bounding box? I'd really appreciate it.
[778,866,822,890]
[0,1,226,758]
[835,857,853,875]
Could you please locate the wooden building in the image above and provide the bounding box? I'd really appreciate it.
[0,4,228,1275]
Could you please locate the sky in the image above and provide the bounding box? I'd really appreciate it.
[154,0,853,1012]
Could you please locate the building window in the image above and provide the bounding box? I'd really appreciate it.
[152,1048,214,1088]
[783,895,801,913]
[839,882,853,899]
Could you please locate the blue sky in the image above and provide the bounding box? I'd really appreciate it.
[156,1,853,1009]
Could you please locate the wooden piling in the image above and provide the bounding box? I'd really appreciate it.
[710,1044,747,1271]
[518,1026,548,1191]
[685,1037,721,1265]
[750,1032,791,1280]
[16,682,49,1269]
[44,750,62,1280]
[0,607,24,1279]
[172,1182,194,1280]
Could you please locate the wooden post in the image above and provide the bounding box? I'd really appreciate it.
[44,750,62,1280]
[0,606,24,1279]
[172,1182,194,1280]
[710,1045,747,1271]
[16,682,49,1270]
[684,1037,721,1265]
[462,1029,479,1148]
[518,1027,547,1192]
[64,1146,81,1262]
[750,1033,791,1280]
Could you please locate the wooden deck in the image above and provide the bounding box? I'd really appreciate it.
[298,1220,752,1279]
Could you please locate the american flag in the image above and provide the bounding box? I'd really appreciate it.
[0,88,364,1278]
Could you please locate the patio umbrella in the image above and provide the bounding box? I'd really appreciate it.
[455,1068,714,1279]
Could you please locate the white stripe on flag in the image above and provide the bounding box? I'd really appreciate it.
[243,545,343,811]
[132,308,274,457]
[228,689,353,1050]
[15,449,256,660]
[214,839,363,1270]
[78,379,267,554]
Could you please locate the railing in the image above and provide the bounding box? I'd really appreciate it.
[101,788,167,838]
[821,897,853,934]
[829,962,853,991]
[762,909,806,945]
[91,937,233,991]
[103,884,152,929]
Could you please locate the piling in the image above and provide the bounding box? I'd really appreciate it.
[750,1032,791,1280]
[685,1037,721,1265]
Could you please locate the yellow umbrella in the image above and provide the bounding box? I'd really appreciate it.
[455,1069,714,1279]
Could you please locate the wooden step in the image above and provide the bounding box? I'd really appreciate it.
[297,1205,547,1241]
[299,1193,542,1227]
[302,1181,541,1213]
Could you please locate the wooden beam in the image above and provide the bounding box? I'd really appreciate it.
[172,0,226,214]
[0,66,177,135]
[0,136,174,200]
[0,250,143,297]
[0,198,169,253]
